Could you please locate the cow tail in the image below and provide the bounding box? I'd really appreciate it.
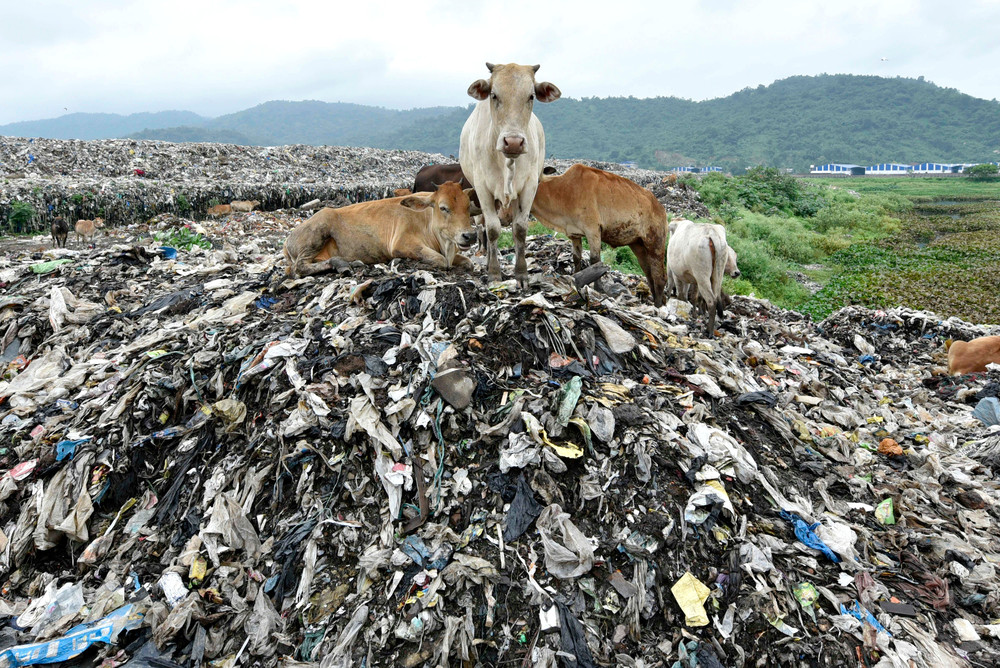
[708,237,719,297]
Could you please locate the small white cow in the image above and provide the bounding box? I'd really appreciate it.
[666,219,735,337]
[459,62,561,286]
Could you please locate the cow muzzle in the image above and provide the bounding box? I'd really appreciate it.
[500,135,526,157]
[456,230,478,251]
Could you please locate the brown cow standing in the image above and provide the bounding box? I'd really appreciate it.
[75,218,104,245]
[531,164,668,306]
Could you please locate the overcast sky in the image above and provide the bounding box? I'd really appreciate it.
[2,0,998,125]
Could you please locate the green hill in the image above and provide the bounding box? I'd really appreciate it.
[4,75,998,172]
[375,75,1000,171]
[0,110,207,140]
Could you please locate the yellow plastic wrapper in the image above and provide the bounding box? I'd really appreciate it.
[670,572,711,627]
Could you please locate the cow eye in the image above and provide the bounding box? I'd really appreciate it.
[491,93,498,102]
[529,94,534,101]
[440,205,450,214]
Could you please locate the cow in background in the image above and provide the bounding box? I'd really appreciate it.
[51,217,69,248]
[460,62,561,286]
[666,219,735,337]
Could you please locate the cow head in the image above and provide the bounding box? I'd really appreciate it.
[468,62,561,158]
[725,247,740,278]
[400,181,479,261]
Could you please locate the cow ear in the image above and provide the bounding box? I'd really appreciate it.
[464,189,482,216]
[486,62,496,73]
[531,64,540,73]
[468,79,491,101]
[668,221,678,234]
[534,81,561,103]
[400,195,432,211]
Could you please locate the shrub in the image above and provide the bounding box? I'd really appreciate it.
[175,193,191,214]
[965,163,999,181]
[7,202,34,234]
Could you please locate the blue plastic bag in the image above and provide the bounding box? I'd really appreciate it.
[780,511,840,563]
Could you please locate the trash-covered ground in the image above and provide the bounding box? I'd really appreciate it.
[2,209,1000,668]
[0,137,683,234]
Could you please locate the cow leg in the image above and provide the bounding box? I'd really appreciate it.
[585,230,601,269]
[570,236,584,273]
[630,242,665,307]
[477,192,503,281]
[513,216,528,288]
[513,179,540,289]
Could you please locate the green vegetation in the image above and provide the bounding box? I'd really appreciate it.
[174,194,191,214]
[4,202,35,234]
[652,171,1000,323]
[802,203,1000,323]
[965,163,1000,180]
[808,176,1000,199]
[154,227,211,251]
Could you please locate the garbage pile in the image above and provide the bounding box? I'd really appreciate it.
[2,216,1000,668]
[0,138,675,233]
[644,178,711,219]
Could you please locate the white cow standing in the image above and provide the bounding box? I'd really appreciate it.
[666,219,736,337]
[459,62,561,286]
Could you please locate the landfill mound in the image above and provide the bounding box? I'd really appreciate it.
[2,214,1000,668]
[0,137,693,233]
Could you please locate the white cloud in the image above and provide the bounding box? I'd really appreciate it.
[1,0,998,125]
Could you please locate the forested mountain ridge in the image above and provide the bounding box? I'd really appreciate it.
[3,75,997,172]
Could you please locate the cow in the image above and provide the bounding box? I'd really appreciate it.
[459,62,561,287]
[75,218,104,245]
[665,219,734,337]
[671,244,741,315]
[282,181,479,278]
[207,204,232,217]
[413,164,473,193]
[948,336,1000,375]
[231,200,261,212]
[393,188,413,198]
[50,217,69,248]
[530,164,668,306]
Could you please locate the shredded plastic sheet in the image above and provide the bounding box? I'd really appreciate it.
[0,604,142,667]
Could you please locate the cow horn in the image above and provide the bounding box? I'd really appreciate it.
[486,62,495,73]
[531,64,540,73]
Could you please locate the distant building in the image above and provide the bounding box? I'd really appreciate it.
[669,165,723,174]
[911,162,960,174]
[866,163,912,174]
[810,164,866,175]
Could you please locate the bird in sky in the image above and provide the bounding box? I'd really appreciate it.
[880,57,889,62]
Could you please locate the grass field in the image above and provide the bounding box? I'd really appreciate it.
[804,199,1000,323]
[805,176,1000,199]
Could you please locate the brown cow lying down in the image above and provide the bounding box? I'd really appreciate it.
[207,204,232,217]
[393,188,413,197]
[666,218,734,337]
[948,336,1000,375]
[282,181,479,278]
[531,164,668,306]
